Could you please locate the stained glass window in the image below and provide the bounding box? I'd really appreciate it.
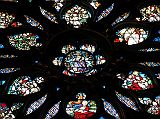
[24,15,44,30]
[66,93,97,119]
[116,92,139,111]
[52,44,106,76]
[114,27,149,45]
[0,11,15,29]
[117,71,154,91]
[8,33,42,50]
[138,96,160,115]
[0,55,18,58]
[90,0,101,9]
[26,94,47,115]
[0,0,160,119]
[45,101,61,119]
[140,62,160,67]
[96,3,114,22]
[0,102,23,119]
[40,7,58,23]
[139,48,160,52]
[140,5,160,22]
[0,80,6,85]
[8,76,45,96]
[0,44,4,48]
[102,99,120,119]
[62,5,91,28]
[51,0,65,12]
[0,68,20,73]
[153,37,160,42]
[112,12,130,26]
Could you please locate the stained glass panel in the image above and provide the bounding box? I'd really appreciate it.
[138,96,160,115]
[0,11,15,29]
[40,7,58,23]
[8,33,42,50]
[102,99,120,119]
[24,15,44,30]
[0,44,4,48]
[140,62,160,67]
[114,28,149,45]
[45,101,61,119]
[66,93,97,119]
[140,5,160,22]
[64,50,95,74]
[0,80,6,85]
[90,0,101,9]
[96,3,114,22]
[116,92,139,111]
[0,55,17,58]
[139,48,160,52]
[62,5,91,28]
[0,68,20,73]
[8,76,45,96]
[26,94,47,115]
[112,12,130,26]
[153,37,160,42]
[117,71,154,91]
[51,0,65,12]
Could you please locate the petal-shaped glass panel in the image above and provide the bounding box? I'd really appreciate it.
[140,62,160,67]
[45,101,61,119]
[116,92,139,111]
[26,94,47,115]
[62,5,92,28]
[0,68,20,73]
[102,99,120,119]
[8,33,42,50]
[115,27,149,45]
[0,55,18,58]
[140,5,160,22]
[96,3,114,22]
[24,15,44,30]
[139,48,160,52]
[90,0,101,9]
[118,71,154,91]
[66,93,97,118]
[40,7,58,23]
[0,11,15,28]
[8,76,45,96]
[51,0,65,12]
[138,96,160,115]
[112,12,130,26]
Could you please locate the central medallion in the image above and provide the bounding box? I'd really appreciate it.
[64,50,95,74]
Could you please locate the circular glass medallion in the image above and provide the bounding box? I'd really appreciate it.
[64,50,95,74]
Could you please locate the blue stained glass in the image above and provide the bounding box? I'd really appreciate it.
[0,80,6,85]
[140,62,160,67]
[96,3,114,22]
[99,116,105,119]
[26,94,47,115]
[45,101,61,119]
[102,99,120,119]
[153,37,160,42]
[0,44,4,48]
[0,68,20,73]
[116,92,139,111]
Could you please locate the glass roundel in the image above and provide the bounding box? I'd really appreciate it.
[1,0,160,119]
[64,50,95,74]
